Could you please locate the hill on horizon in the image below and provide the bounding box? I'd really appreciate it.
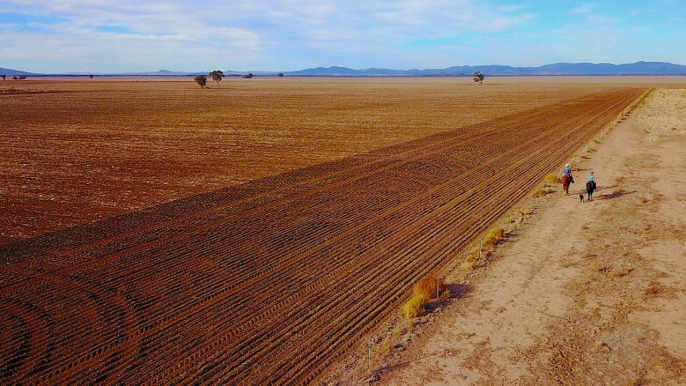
[286,61,686,76]
[3,61,686,77]
[0,67,36,76]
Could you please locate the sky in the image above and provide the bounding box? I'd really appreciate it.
[0,0,684,73]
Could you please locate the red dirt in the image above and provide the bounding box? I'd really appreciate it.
[0,88,644,384]
[0,78,627,245]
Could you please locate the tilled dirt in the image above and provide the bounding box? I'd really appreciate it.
[365,89,686,385]
[0,89,643,384]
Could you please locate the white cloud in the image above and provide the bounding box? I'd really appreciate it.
[1,0,538,72]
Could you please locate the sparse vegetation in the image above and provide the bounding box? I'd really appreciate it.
[544,173,559,186]
[402,294,428,318]
[461,226,507,270]
[532,186,555,197]
[243,73,254,78]
[483,226,504,249]
[643,281,664,296]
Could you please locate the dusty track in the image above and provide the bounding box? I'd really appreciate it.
[0,88,644,384]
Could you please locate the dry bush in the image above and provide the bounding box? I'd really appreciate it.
[544,173,559,185]
[483,226,505,248]
[532,186,555,198]
[462,248,481,270]
[402,294,428,318]
[413,276,444,300]
[643,281,665,296]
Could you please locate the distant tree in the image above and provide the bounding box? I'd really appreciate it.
[89,74,94,79]
[194,75,207,88]
[12,76,18,80]
[19,75,26,80]
[277,73,284,77]
[242,73,253,79]
[473,71,485,85]
[209,70,224,85]
[1,75,5,80]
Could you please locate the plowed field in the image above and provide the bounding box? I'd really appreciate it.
[0,77,630,244]
[0,86,644,384]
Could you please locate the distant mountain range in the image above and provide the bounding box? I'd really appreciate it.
[285,62,686,76]
[2,61,686,77]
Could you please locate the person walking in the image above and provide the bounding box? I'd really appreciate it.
[586,171,597,201]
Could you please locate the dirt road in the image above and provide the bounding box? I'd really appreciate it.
[375,89,686,385]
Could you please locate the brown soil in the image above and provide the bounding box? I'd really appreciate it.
[0,77,628,245]
[0,88,643,384]
[343,88,686,385]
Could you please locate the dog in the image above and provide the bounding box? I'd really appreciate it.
[579,194,584,202]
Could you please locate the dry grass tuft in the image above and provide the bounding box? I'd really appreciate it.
[643,281,665,297]
[544,173,559,185]
[593,340,611,353]
[483,227,505,248]
[402,294,428,318]
[462,226,507,270]
[610,267,634,278]
[461,248,481,270]
[461,258,480,271]
[532,186,555,198]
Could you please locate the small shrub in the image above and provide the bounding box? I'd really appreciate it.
[643,282,664,296]
[483,227,504,248]
[544,173,559,185]
[413,276,444,300]
[402,294,428,318]
[532,187,554,198]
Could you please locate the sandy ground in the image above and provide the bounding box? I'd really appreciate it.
[330,88,686,385]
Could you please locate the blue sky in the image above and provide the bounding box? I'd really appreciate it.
[0,0,684,73]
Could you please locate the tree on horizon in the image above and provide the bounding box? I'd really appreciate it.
[209,70,224,86]
[194,75,207,88]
